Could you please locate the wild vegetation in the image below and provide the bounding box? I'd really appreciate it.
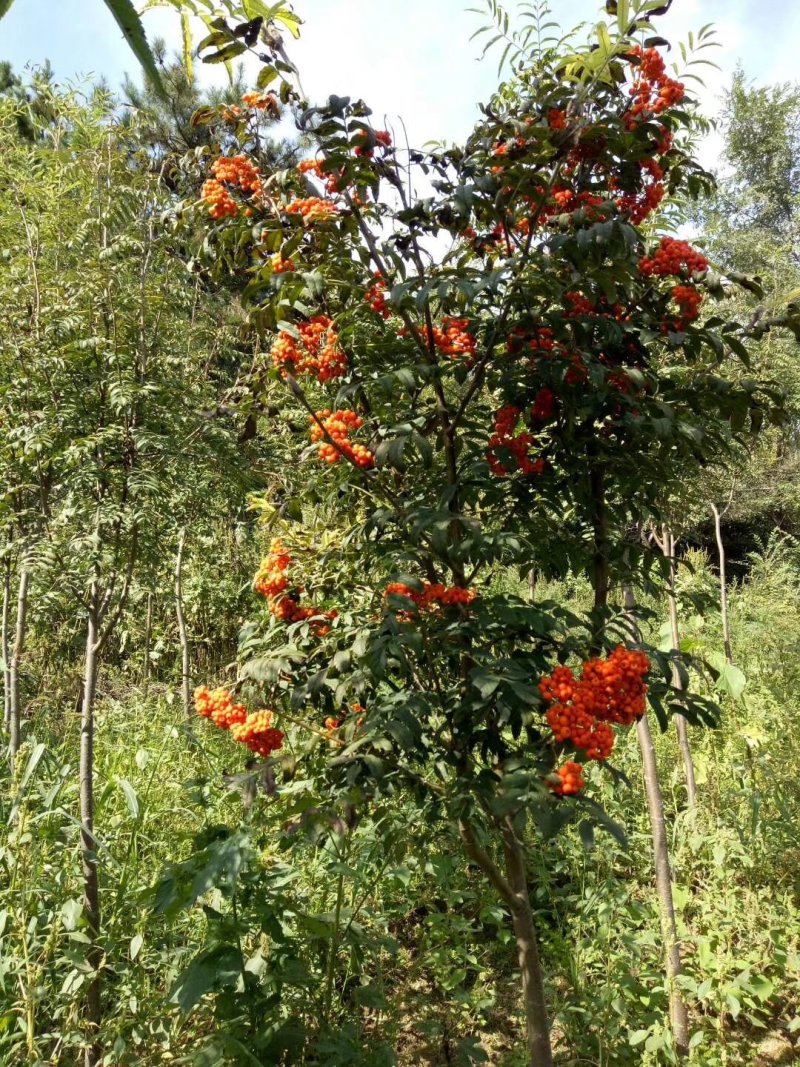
[0,2,798,1065]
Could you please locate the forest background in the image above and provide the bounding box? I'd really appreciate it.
[0,1,799,1066]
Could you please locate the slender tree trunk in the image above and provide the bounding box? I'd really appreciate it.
[528,568,537,602]
[710,503,733,664]
[9,566,31,758]
[80,584,102,1067]
[502,821,554,1067]
[142,591,153,696]
[623,584,690,1058]
[2,557,11,732]
[460,818,554,1067]
[663,529,698,809]
[174,530,191,720]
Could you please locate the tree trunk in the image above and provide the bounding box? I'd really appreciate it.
[142,591,153,696]
[459,818,554,1067]
[80,584,102,1067]
[9,566,31,758]
[663,529,698,809]
[710,503,733,664]
[2,557,11,733]
[502,821,554,1067]
[623,584,690,1058]
[174,530,191,720]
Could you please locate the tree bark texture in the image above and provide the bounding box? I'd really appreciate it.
[460,818,554,1067]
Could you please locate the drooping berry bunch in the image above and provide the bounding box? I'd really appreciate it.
[194,686,285,758]
[539,645,650,794]
[270,316,348,383]
[230,709,285,757]
[310,409,374,468]
[625,45,685,129]
[486,405,544,477]
[364,274,390,318]
[254,538,291,599]
[254,540,337,634]
[201,154,263,219]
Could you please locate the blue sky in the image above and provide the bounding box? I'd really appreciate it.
[2,0,799,158]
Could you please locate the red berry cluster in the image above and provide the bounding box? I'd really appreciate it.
[354,128,392,157]
[639,236,709,277]
[670,284,703,330]
[548,108,567,130]
[625,46,685,129]
[539,646,650,794]
[310,409,374,468]
[270,316,348,383]
[364,273,390,318]
[613,158,666,224]
[530,387,556,422]
[486,405,544,477]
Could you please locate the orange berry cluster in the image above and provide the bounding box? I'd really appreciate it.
[365,274,390,318]
[487,405,543,477]
[213,154,261,193]
[548,760,586,796]
[201,154,262,219]
[229,709,285,757]
[195,685,248,729]
[194,686,285,760]
[639,236,709,277]
[285,196,338,224]
[539,644,650,777]
[430,318,476,358]
[254,540,337,634]
[385,581,475,612]
[254,538,291,599]
[625,46,685,129]
[270,316,348,383]
[310,409,374,468]
[548,108,567,130]
[242,90,279,115]
[271,254,295,274]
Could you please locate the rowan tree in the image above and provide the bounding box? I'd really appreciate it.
[160,2,800,1063]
